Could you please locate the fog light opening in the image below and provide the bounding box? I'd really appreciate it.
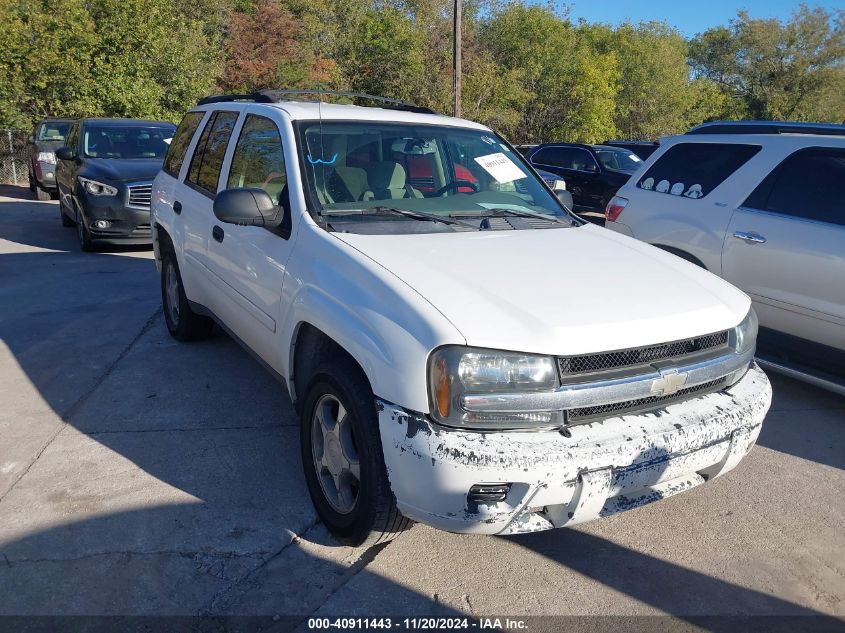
[93,220,112,229]
[468,483,511,504]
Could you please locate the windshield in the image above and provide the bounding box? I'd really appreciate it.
[37,122,71,142]
[594,147,642,172]
[82,124,175,159]
[295,121,573,233]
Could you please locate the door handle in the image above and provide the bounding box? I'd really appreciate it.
[212,225,224,243]
[173,200,182,215]
[733,231,766,244]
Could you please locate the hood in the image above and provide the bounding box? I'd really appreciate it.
[82,158,164,182]
[334,224,751,356]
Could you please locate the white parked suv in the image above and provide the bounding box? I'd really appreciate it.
[151,91,771,545]
[605,125,845,393]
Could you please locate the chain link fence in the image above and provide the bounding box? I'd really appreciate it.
[0,129,30,186]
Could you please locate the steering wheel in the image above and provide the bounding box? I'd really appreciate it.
[434,180,479,196]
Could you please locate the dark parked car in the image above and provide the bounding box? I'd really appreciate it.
[56,118,176,250]
[28,118,75,200]
[525,143,643,214]
[602,140,659,160]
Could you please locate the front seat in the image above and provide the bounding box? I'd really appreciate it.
[362,161,422,200]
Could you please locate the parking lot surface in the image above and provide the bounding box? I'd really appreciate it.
[0,190,843,622]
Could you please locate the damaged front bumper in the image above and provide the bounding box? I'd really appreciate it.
[377,363,771,535]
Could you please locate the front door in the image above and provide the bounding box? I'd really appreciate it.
[206,111,294,373]
[722,147,845,353]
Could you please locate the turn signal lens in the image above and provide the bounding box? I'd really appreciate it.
[433,355,451,418]
[605,196,628,222]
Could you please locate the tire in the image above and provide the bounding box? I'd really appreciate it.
[59,197,74,227]
[160,251,214,341]
[28,173,36,193]
[35,186,51,202]
[300,357,411,546]
[75,208,96,252]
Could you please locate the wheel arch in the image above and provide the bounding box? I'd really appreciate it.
[289,322,372,415]
[652,244,708,270]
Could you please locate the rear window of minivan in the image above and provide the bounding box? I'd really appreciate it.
[636,143,761,199]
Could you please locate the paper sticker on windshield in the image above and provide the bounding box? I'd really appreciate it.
[474,153,527,183]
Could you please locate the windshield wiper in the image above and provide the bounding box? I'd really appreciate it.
[324,206,478,229]
[450,208,572,225]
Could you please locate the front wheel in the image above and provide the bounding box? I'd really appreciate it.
[301,358,411,546]
[59,196,74,226]
[76,209,95,251]
[160,252,214,341]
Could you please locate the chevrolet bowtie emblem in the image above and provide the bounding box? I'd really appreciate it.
[650,370,689,396]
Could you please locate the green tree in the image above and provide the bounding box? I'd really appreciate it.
[0,0,220,128]
[481,2,619,143]
[584,21,700,139]
[690,5,845,121]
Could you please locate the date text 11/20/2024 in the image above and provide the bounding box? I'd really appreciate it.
[307,618,529,630]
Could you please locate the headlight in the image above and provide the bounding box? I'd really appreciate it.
[78,177,118,197]
[37,151,56,165]
[732,308,758,356]
[428,346,559,429]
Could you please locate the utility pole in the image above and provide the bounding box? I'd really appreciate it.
[453,0,461,118]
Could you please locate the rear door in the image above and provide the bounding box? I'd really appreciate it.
[530,146,602,211]
[178,109,239,310]
[206,109,294,370]
[722,147,845,351]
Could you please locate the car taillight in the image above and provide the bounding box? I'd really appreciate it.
[605,196,628,222]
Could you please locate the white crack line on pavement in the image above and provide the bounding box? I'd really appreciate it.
[0,308,162,507]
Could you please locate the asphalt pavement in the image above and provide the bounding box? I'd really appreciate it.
[0,189,843,625]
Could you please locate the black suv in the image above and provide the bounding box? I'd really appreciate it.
[56,118,176,250]
[525,143,643,214]
[28,118,75,200]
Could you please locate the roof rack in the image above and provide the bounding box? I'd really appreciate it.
[196,89,438,115]
[196,93,276,106]
[687,120,845,136]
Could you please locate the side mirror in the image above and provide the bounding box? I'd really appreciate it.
[556,189,574,212]
[55,146,74,161]
[213,187,283,228]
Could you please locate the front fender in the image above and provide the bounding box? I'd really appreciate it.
[279,226,466,413]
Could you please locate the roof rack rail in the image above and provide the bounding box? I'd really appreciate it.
[687,120,845,136]
[258,89,439,115]
[196,89,439,114]
[196,93,275,106]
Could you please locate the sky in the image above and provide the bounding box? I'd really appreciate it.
[557,0,842,37]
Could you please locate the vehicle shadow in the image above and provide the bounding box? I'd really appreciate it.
[754,372,845,471]
[0,197,841,622]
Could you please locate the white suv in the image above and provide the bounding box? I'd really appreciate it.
[151,91,771,545]
[605,130,845,393]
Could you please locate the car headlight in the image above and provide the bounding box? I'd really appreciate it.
[37,151,56,165]
[732,308,758,356]
[428,346,560,429]
[78,177,118,197]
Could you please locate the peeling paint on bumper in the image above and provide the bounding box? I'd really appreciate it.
[377,363,771,535]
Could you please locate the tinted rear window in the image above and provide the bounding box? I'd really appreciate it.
[636,143,761,199]
[163,112,204,177]
[186,111,238,195]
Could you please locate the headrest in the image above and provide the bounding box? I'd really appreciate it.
[368,161,406,190]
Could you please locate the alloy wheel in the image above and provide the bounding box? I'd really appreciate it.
[164,260,180,326]
[310,393,361,514]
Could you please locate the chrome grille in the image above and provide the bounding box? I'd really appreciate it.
[127,183,152,209]
[558,331,729,375]
[567,378,727,423]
